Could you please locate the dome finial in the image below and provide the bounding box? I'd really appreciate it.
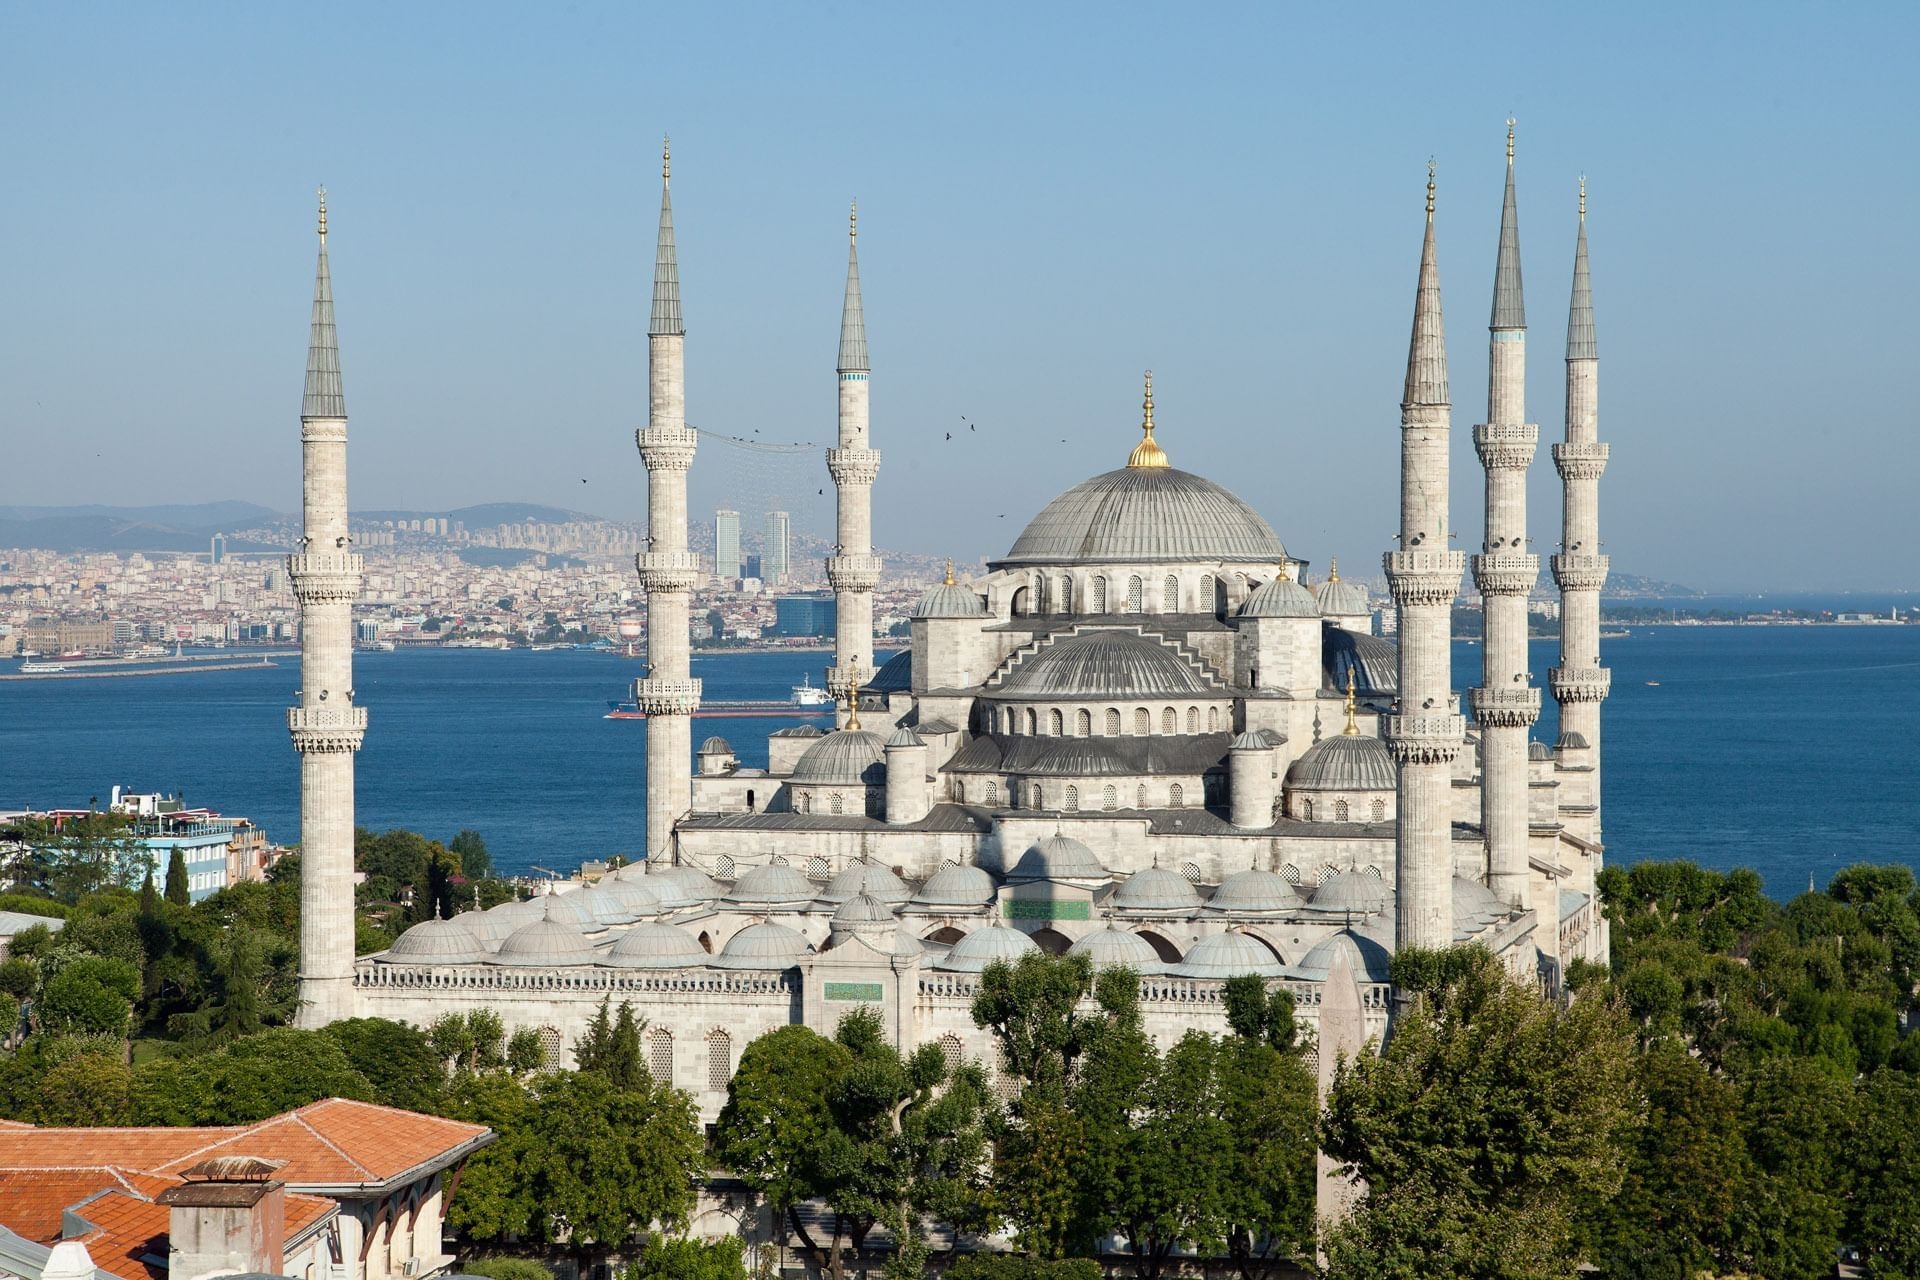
[843,676,861,731]
[1328,557,1339,583]
[1343,668,1359,735]
[943,558,955,586]
[316,187,327,239]
[1126,368,1170,468]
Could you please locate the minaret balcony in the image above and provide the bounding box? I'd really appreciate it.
[1552,442,1609,481]
[1473,422,1539,469]
[635,551,702,592]
[1548,666,1611,704]
[636,427,699,471]
[826,553,883,591]
[287,552,364,604]
[1383,549,1464,607]
[1468,686,1542,728]
[287,704,368,753]
[1383,712,1465,765]
[633,676,703,716]
[1550,553,1610,592]
[827,448,882,486]
[1471,553,1539,596]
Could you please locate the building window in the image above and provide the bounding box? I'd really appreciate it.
[1065,785,1079,811]
[1180,862,1202,884]
[538,1026,564,1071]
[1169,782,1183,808]
[647,1028,674,1084]
[1371,799,1386,822]
[1200,574,1215,614]
[706,1029,732,1091]
[939,1034,964,1074]
[1208,707,1219,732]
[1186,706,1199,733]
[1093,577,1108,612]
[1280,863,1301,884]
[1335,800,1350,822]
[1058,576,1073,612]
[985,780,998,806]
[1104,708,1121,736]
[1025,708,1038,734]
[1102,785,1117,811]
[831,794,844,815]
[1126,576,1143,611]
[1050,708,1065,735]
[1134,708,1149,735]
[1163,575,1179,612]
[1030,782,1045,808]
[801,794,812,814]
[716,854,737,880]
[1162,707,1176,734]
[1136,783,1148,809]
[1302,799,1314,821]
[1076,708,1092,736]
[807,855,831,881]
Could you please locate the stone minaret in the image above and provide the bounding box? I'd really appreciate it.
[1471,122,1540,910]
[1384,167,1464,953]
[635,140,701,858]
[289,189,366,1028]
[1549,179,1611,838]
[826,202,881,726]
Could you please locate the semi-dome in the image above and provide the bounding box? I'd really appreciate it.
[935,924,1040,972]
[494,901,600,967]
[1287,734,1396,792]
[601,921,706,969]
[993,629,1216,699]
[914,564,988,619]
[1288,927,1392,983]
[1206,868,1304,914]
[789,728,887,786]
[1239,576,1318,619]
[996,466,1286,567]
[1068,925,1166,972]
[726,862,816,909]
[1168,931,1286,979]
[380,917,486,965]
[867,650,913,695]
[1451,876,1507,937]
[1113,865,1203,913]
[1311,567,1371,617]
[1007,833,1108,883]
[821,859,912,905]
[912,862,998,908]
[1229,730,1275,751]
[711,921,811,970]
[1308,870,1391,915]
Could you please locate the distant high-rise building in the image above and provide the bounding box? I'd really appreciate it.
[714,509,742,578]
[209,532,227,565]
[764,510,791,585]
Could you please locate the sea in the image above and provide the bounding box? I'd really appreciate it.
[2,625,1915,899]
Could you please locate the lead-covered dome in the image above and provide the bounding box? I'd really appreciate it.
[821,859,912,905]
[993,629,1216,699]
[1068,926,1166,972]
[936,925,1040,972]
[1312,571,1370,617]
[1168,931,1286,979]
[380,917,486,965]
[1007,833,1108,884]
[1206,868,1304,914]
[1239,576,1318,619]
[1114,865,1203,913]
[494,900,599,967]
[790,728,888,786]
[912,862,998,908]
[996,467,1286,567]
[602,922,706,969]
[726,862,816,909]
[712,921,812,970]
[1288,927,1392,983]
[1287,734,1396,792]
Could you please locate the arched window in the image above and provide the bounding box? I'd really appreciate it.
[1169,782,1184,808]
[745,788,756,812]
[1200,574,1216,614]
[1370,799,1386,822]
[1302,799,1315,821]
[1031,782,1045,809]
[1186,706,1200,733]
[1162,707,1176,734]
[1104,708,1121,736]
[1065,785,1079,811]
[1136,783,1148,809]
[1049,708,1065,735]
[537,1026,564,1071]
[1163,575,1179,612]
[1126,575,1143,611]
[1058,576,1073,612]
[1102,785,1118,811]
[1134,708,1150,735]
[646,1028,674,1084]
[1076,708,1092,736]
[1093,577,1109,612]
[830,793,844,815]
[800,794,812,814]
[1334,799,1350,822]
[1208,706,1219,732]
[985,780,998,806]
[939,1034,965,1074]
[706,1029,732,1092]
[1011,585,1030,617]
[807,855,831,880]
[716,854,737,880]
[1025,707,1038,734]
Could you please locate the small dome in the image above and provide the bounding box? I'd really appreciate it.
[486,895,546,923]
[914,580,988,619]
[1527,740,1554,761]
[1008,833,1108,883]
[832,892,899,928]
[936,925,1039,972]
[458,907,523,948]
[712,921,811,970]
[771,724,825,739]
[1555,730,1590,751]
[821,859,912,904]
[790,728,888,786]
[885,727,924,749]
[541,890,605,931]
[993,629,1216,699]
[599,876,664,919]
[1113,866,1203,913]
[380,917,486,965]
[602,921,706,969]
[1068,926,1165,972]
[1286,734,1396,792]
[1239,577,1319,619]
[699,735,735,755]
[912,862,998,908]
[1206,868,1304,915]
[625,863,723,908]
[1288,928,1392,983]
[726,862,816,909]
[1230,730,1274,751]
[576,885,644,927]
[1451,876,1507,937]
[1309,870,1391,915]
[494,903,599,967]
[1169,931,1286,979]
[1312,574,1370,617]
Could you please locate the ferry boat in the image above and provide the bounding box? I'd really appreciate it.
[20,662,67,674]
[605,674,837,721]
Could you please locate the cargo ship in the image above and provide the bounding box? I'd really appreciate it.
[605,674,836,720]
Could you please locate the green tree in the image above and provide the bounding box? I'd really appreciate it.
[37,955,139,1037]
[1216,991,1317,1280]
[167,925,267,1048]
[450,830,493,880]
[138,867,158,917]
[31,1050,133,1125]
[1733,1056,1852,1280]
[506,1026,545,1075]
[1851,1068,1920,1280]
[624,1233,749,1280]
[713,1024,853,1257]
[164,847,190,906]
[431,1009,508,1072]
[574,998,645,1087]
[321,1017,447,1112]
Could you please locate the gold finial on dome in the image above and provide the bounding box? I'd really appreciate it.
[1343,668,1359,735]
[843,677,861,732]
[317,187,327,240]
[1328,557,1339,583]
[1126,368,1169,469]
[943,558,955,586]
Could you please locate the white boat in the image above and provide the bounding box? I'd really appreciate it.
[790,675,834,707]
[20,662,67,674]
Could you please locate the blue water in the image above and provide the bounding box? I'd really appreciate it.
[2,628,1914,897]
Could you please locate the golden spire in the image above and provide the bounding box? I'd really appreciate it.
[662,135,671,186]
[850,199,858,242]
[1328,557,1339,583]
[1126,368,1169,469]
[317,187,327,240]
[1578,174,1587,222]
[943,558,955,586]
[1343,668,1359,735]
[1426,159,1436,219]
[843,677,861,731]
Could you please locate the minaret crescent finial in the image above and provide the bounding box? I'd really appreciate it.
[1578,174,1587,222]
[1506,116,1516,164]
[1127,368,1169,468]
[1329,556,1340,583]
[943,558,955,586]
[662,135,671,186]
[849,199,858,242]
[1343,668,1359,735]
[317,186,327,239]
[1426,160,1437,219]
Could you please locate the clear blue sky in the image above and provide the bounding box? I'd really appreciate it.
[1,2,1913,592]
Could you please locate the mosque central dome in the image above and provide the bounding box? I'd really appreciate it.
[996,467,1285,567]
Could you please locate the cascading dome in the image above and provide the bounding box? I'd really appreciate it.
[994,467,1286,568]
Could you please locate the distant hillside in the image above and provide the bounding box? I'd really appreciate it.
[0,501,285,553]
[357,503,609,527]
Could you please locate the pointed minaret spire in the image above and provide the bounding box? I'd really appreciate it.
[1567,177,1596,359]
[649,137,684,337]
[1403,163,1450,407]
[1491,119,1525,329]
[838,200,869,373]
[303,188,345,419]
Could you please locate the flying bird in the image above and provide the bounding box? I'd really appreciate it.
[945,432,951,441]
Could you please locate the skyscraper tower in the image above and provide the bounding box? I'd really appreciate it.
[826,201,881,727]
[1384,166,1464,953]
[1471,121,1541,910]
[764,510,792,586]
[715,509,742,579]
[634,140,701,859]
[1550,179,1610,840]
[288,189,366,1028]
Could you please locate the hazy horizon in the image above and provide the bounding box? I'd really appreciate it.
[1,4,1913,593]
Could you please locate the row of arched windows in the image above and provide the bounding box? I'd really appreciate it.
[622,1027,734,1091]
[991,703,1222,736]
[1297,798,1388,823]
[1036,573,1221,616]
[968,779,1188,810]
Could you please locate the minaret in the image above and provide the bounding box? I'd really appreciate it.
[1384,165,1464,953]
[634,139,701,858]
[1471,121,1541,910]
[1549,178,1611,838]
[288,188,366,1028]
[825,200,882,726]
